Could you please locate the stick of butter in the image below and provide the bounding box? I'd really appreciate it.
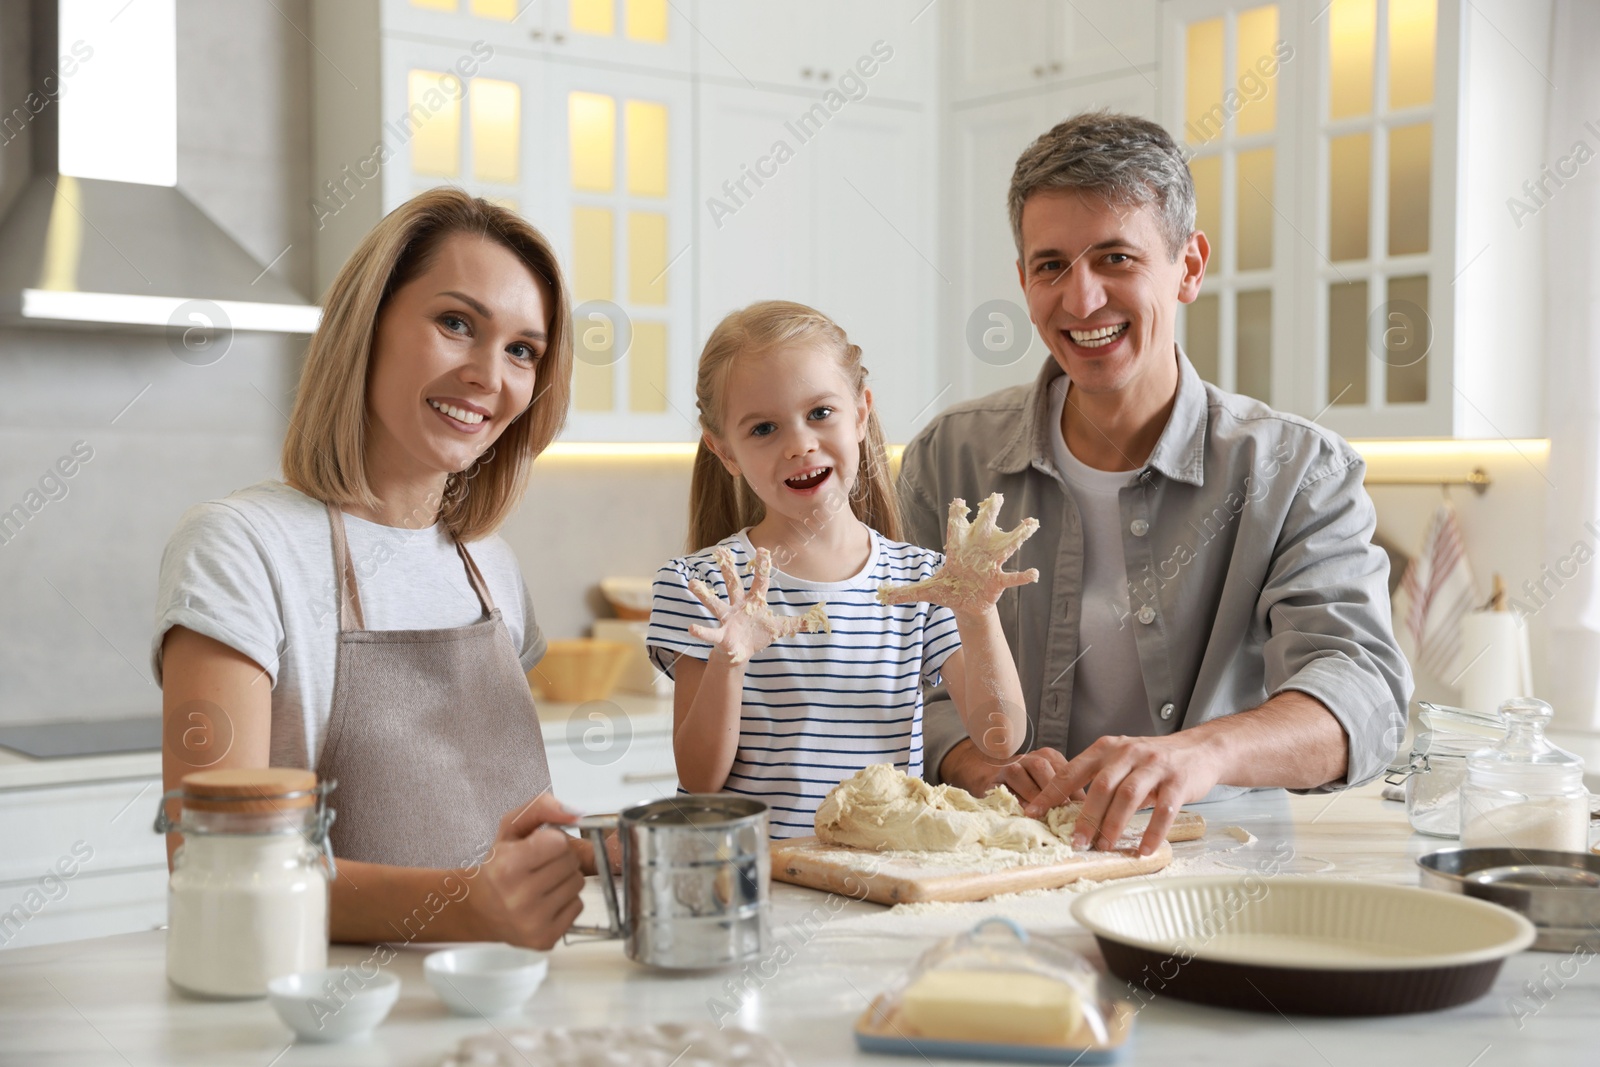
[900,969,1082,1045]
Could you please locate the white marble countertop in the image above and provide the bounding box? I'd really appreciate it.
[1,782,1594,1065]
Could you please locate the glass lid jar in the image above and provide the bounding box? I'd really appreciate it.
[154,767,337,998]
[1459,699,1590,852]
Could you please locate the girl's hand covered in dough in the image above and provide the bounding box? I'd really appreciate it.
[687,546,830,665]
[877,493,1040,617]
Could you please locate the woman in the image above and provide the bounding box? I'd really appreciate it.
[153,189,587,949]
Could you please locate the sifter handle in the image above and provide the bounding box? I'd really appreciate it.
[565,814,623,941]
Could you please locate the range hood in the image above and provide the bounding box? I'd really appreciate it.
[0,0,320,333]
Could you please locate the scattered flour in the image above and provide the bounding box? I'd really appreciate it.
[809,837,1251,940]
[440,1023,791,1067]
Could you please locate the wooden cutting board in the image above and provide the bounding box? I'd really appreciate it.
[771,809,1205,905]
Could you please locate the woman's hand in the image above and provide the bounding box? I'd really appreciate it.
[569,828,623,876]
[877,493,1040,617]
[467,793,586,950]
[687,546,829,665]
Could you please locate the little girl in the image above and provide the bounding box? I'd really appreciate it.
[646,300,1039,837]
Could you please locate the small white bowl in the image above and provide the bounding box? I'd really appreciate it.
[267,966,399,1043]
[423,945,549,1017]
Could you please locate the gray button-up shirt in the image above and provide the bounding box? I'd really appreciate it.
[898,350,1412,795]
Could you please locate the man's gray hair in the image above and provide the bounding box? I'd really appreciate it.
[1008,110,1196,261]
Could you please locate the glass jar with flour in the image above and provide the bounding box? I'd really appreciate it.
[154,767,336,998]
[1459,698,1591,853]
[1392,702,1507,837]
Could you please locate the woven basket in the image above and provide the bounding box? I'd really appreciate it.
[529,639,632,703]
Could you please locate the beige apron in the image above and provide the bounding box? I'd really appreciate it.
[315,504,552,869]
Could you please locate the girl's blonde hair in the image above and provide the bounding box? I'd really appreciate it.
[281,187,573,541]
[690,300,899,551]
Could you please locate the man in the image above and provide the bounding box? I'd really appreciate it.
[900,111,1412,856]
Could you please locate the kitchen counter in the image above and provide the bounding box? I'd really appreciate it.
[1,783,1592,1066]
[0,691,671,793]
[0,746,161,792]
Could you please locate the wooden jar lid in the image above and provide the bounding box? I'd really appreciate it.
[179,768,318,814]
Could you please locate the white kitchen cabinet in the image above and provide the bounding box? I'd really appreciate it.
[382,0,694,74]
[542,0,694,74]
[381,0,540,52]
[1159,0,1548,439]
[694,1,936,106]
[541,61,697,441]
[0,775,168,950]
[944,0,1158,104]
[315,1,697,442]
[695,80,823,326]
[940,71,1159,405]
[696,78,939,443]
[542,716,679,814]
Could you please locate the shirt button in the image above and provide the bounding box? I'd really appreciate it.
[1159,702,1175,721]
[1130,518,1149,537]
[1137,605,1156,625]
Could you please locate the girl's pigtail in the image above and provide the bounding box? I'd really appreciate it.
[854,406,901,542]
[689,439,760,552]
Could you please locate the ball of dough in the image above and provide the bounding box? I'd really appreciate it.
[814,764,1058,852]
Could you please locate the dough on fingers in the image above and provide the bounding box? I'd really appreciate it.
[1042,801,1155,843]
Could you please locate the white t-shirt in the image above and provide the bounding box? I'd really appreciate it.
[151,480,546,771]
[1048,376,1154,757]
[645,527,961,838]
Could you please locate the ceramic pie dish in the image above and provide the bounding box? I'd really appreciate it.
[1071,875,1534,1015]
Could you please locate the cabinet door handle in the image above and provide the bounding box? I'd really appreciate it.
[800,67,813,79]
[1049,61,1062,73]
[553,31,566,44]
[621,770,679,784]
[1032,65,1045,77]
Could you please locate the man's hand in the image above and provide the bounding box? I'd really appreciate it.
[687,546,829,664]
[1023,733,1225,856]
[938,738,1077,803]
[878,494,1039,616]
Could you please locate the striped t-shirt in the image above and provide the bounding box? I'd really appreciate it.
[646,527,961,838]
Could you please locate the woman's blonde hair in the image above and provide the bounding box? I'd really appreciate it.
[281,187,572,541]
[690,300,899,551]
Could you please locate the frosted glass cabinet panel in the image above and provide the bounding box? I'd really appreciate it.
[386,0,691,71]
[1316,0,1439,420]
[1171,2,1287,405]
[547,66,693,437]
[1155,0,1550,439]
[369,29,692,441]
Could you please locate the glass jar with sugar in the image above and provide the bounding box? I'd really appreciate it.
[155,767,336,998]
[1459,698,1591,853]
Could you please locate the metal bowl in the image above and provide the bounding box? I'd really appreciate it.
[1418,847,1600,952]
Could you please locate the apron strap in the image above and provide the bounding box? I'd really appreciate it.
[326,504,366,633]
[455,541,498,618]
[326,504,496,630]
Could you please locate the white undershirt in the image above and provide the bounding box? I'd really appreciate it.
[1048,376,1153,757]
